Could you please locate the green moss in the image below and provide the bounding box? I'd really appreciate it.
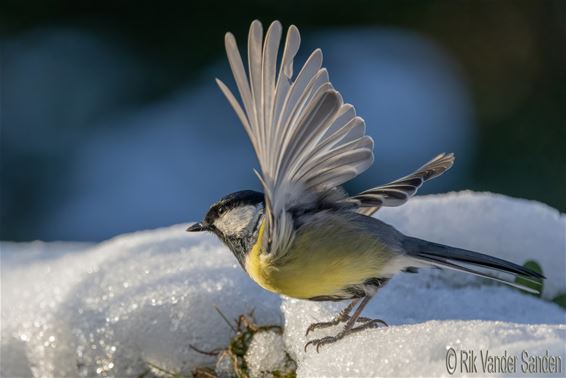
[514,260,544,297]
[552,293,566,310]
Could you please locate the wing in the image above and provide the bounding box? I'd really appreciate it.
[348,153,454,216]
[216,20,374,256]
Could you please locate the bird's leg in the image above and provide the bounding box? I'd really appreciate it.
[304,295,387,352]
[305,298,360,336]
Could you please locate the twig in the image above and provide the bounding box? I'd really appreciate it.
[214,305,237,332]
[189,344,223,357]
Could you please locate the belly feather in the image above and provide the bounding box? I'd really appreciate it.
[245,221,390,299]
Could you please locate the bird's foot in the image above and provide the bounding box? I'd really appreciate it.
[305,316,373,336]
[304,318,387,352]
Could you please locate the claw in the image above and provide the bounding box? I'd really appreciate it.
[304,336,339,353]
[305,320,338,336]
[304,339,313,352]
[315,336,338,352]
[373,319,388,327]
[349,318,388,333]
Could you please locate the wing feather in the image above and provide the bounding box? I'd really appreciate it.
[349,153,455,216]
[224,33,254,129]
[248,20,264,151]
[262,21,281,146]
[217,20,374,256]
[274,50,325,180]
[282,86,340,180]
[298,137,374,186]
[269,27,299,166]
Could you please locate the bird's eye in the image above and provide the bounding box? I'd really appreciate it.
[217,206,226,215]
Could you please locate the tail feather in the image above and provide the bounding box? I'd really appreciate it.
[403,237,545,293]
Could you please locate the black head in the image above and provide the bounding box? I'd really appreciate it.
[186,190,264,233]
[187,190,264,267]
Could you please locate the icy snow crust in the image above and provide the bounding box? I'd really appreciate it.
[1,192,565,377]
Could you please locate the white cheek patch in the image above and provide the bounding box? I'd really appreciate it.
[214,205,258,236]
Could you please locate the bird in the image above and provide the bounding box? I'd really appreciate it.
[186,20,544,352]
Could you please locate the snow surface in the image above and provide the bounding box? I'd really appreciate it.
[1,191,565,377]
[245,331,294,378]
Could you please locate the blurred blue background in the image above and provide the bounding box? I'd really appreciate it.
[1,1,564,241]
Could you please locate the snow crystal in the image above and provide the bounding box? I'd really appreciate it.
[1,192,565,377]
[245,330,293,378]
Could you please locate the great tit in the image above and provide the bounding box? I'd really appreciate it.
[187,20,544,352]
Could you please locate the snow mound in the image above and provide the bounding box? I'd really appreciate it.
[1,191,565,377]
[287,317,565,377]
[1,228,281,377]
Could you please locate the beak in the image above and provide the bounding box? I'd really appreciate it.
[186,222,206,232]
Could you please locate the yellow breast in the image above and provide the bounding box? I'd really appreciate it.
[244,217,391,299]
[245,222,277,292]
